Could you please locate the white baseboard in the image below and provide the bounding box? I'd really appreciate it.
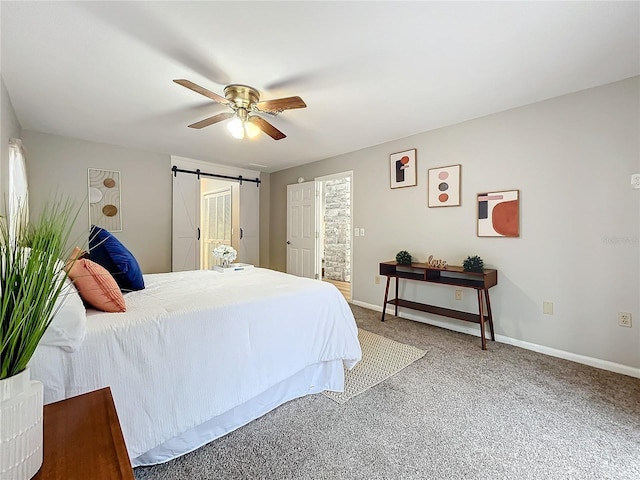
[351,300,640,379]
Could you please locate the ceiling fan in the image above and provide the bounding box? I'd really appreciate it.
[173,79,306,140]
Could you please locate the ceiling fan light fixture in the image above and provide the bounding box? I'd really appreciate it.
[244,119,261,139]
[227,116,245,139]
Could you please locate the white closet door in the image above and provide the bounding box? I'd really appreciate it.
[172,172,199,271]
[238,182,260,266]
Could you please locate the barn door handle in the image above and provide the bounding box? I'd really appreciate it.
[197,227,200,240]
[240,228,244,240]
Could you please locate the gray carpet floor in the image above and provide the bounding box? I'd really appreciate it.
[135,305,640,480]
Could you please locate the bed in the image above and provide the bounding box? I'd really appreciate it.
[29,267,362,466]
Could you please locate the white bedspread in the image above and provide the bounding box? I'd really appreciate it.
[30,268,361,462]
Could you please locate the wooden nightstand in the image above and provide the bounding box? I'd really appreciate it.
[33,387,134,480]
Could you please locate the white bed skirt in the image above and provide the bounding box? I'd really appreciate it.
[133,359,344,467]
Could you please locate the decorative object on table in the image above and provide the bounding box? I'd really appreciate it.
[463,255,485,272]
[389,149,417,189]
[213,244,237,268]
[1,199,79,480]
[426,255,448,269]
[88,168,122,232]
[477,189,520,237]
[395,250,412,265]
[213,263,254,273]
[428,164,461,207]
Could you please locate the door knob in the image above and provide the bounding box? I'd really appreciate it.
[286,241,291,244]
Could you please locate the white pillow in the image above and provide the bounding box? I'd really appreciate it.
[39,278,87,352]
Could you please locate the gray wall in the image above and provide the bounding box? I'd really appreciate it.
[22,131,172,273]
[1,76,22,209]
[269,77,640,369]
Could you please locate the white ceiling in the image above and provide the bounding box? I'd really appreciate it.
[1,1,639,173]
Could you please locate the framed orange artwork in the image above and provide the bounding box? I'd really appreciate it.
[477,190,519,237]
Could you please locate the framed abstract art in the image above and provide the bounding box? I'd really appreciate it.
[389,149,417,189]
[428,164,461,207]
[477,189,520,237]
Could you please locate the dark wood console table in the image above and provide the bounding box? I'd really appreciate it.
[33,387,134,480]
[380,261,498,350]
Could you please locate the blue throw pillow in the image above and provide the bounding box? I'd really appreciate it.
[89,225,145,292]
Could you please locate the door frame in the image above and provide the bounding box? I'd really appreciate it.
[200,184,235,270]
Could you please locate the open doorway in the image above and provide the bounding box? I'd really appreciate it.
[317,172,352,302]
[200,178,239,269]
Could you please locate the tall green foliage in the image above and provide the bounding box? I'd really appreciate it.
[0,199,78,379]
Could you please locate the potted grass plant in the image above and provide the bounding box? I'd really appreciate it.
[0,199,78,479]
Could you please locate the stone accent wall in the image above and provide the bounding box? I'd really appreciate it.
[323,176,351,282]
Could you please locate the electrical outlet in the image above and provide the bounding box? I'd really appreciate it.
[543,301,554,315]
[455,290,463,301]
[618,312,632,328]
[632,173,640,189]
[375,275,380,285]
[360,228,365,237]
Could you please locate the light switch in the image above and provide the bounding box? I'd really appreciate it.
[354,228,359,237]
[360,228,365,237]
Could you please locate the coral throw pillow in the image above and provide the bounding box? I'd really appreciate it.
[66,258,126,313]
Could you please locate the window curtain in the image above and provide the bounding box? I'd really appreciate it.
[8,138,29,240]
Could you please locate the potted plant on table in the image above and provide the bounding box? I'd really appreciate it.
[1,200,78,479]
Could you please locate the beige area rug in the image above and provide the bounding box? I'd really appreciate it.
[323,328,427,404]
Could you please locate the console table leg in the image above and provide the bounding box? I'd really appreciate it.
[484,289,495,341]
[381,276,391,321]
[477,289,487,350]
[394,276,399,317]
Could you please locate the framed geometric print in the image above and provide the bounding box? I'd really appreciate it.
[477,189,519,237]
[428,164,461,207]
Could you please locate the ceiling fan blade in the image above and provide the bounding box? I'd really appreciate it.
[254,96,306,113]
[188,112,234,129]
[174,79,231,105]
[248,116,286,140]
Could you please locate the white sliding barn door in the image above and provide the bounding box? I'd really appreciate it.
[239,182,260,266]
[286,181,317,279]
[172,172,199,271]
[171,156,261,271]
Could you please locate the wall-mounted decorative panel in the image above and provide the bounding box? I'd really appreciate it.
[88,168,122,232]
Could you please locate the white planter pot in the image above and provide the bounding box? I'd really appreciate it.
[0,368,44,479]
